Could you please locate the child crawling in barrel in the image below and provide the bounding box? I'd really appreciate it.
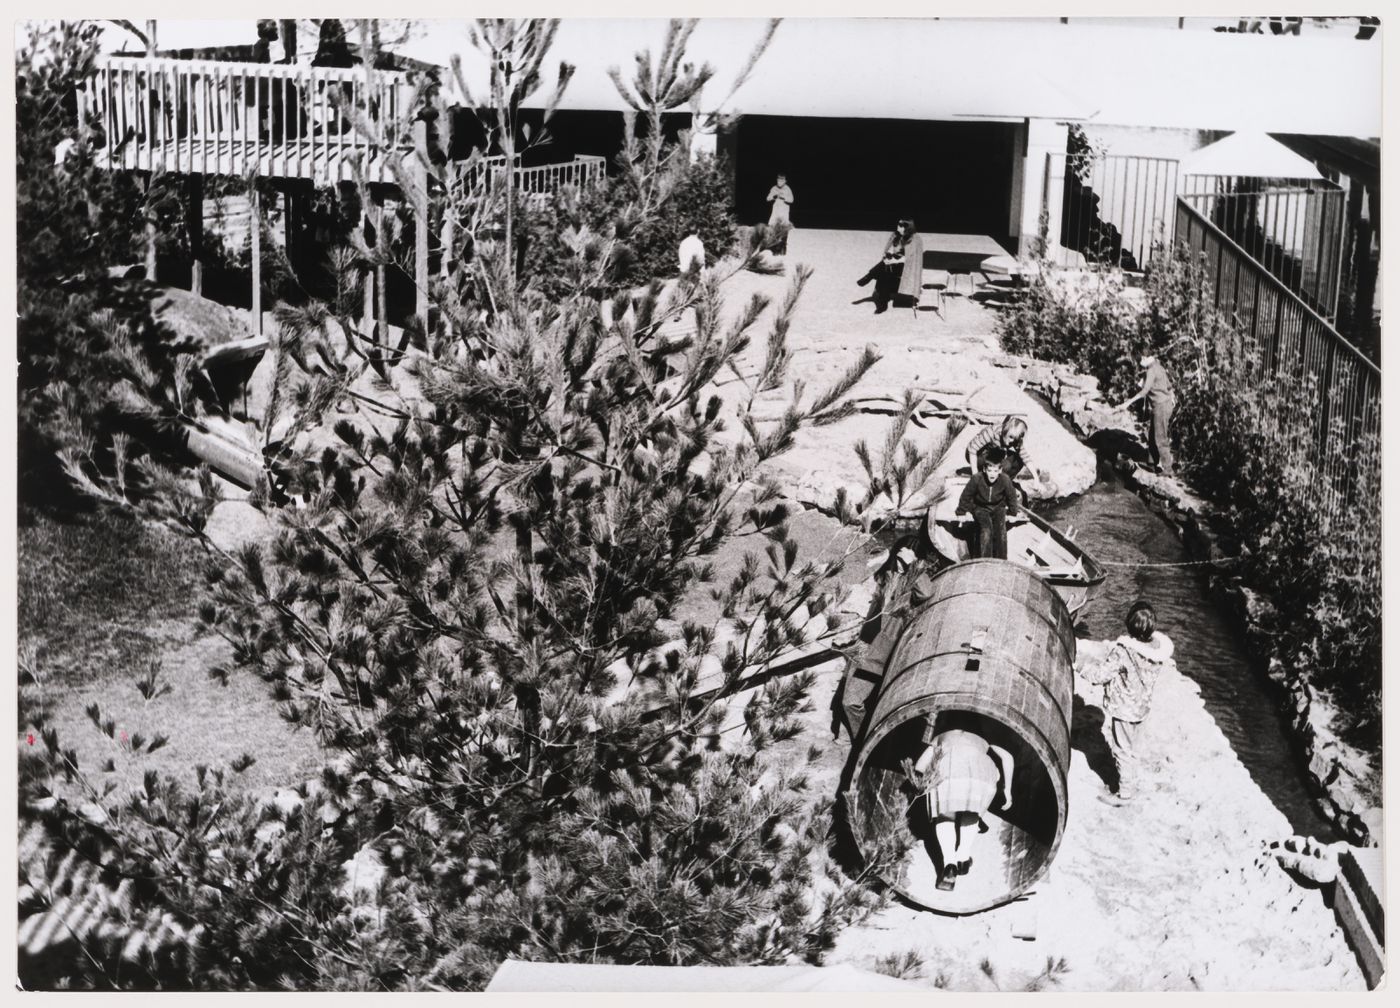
[905,712,1016,891]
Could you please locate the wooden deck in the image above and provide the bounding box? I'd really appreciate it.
[97,135,410,186]
[80,55,416,185]
[80,56,612,193]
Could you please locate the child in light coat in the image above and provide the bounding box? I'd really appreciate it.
[1079,600,1176,804]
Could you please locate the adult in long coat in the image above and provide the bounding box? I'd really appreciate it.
[858,219,924,314]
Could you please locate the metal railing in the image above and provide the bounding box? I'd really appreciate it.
[463,154,609,204]
[1179,176,1346,323]
[1174,198,1380,515]
[76,55,415,184]
[1049,152,1180,272]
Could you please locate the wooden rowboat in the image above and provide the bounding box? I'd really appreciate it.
[921,475,1106,618]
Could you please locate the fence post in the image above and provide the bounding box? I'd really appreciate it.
[249,183,263,335]
[413,117,430,329]
[185,174,204,296]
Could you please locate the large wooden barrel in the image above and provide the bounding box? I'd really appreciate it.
[841,559,1076,914]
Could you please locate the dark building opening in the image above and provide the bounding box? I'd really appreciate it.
[725,115,1018,245]
[449,108,691,169]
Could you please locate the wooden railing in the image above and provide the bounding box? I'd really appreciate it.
[77,55,415,184]
[1174,198,1380,517]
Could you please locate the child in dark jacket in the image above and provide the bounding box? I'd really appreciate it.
[956,447,1019,560]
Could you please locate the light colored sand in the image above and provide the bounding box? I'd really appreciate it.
[761,644,1364,991]
[694,229,1098,509]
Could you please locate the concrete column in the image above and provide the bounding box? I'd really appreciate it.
[1007,121,1027,249]
[1017,118,1070,260]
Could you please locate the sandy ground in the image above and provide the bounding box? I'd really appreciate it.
[793,645,1364,991]
[689,229,1098,508]
[191,228,1364,990]
[716,231,1363,990]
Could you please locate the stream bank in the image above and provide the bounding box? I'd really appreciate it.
[993,351,1380,849]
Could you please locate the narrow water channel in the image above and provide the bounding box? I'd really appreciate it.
[1043,471,1337,841]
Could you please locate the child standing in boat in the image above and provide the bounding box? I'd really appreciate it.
[956,447,1020,560]
[1078,600,1177,804]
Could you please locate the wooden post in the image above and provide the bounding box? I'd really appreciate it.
[186,174,205,296]
[361,200,374,337]
[283,188,298,277]
[144,173,158,282]
[413,118,430,328]
[250,184,263,334]
[375,194,387,343]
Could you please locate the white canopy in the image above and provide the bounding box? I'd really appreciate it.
[76,18,1382,136]
[391,18,1381,135]
[1181,131,1327,180]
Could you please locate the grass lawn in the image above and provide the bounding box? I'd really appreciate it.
[18,508,325,797]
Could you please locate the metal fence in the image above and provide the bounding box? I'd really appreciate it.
[1174,199,1379,516]
[1048,152,1180,272]
[1179,176,1346,323]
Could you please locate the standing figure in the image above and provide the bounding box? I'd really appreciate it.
[956,447,1019,560]
[857,219,924,314]
[907,714,1016,892]
[678,231,706,275]
[766,174,794,253]
[965,416,1051,500]
[1078,600,1176,804]
[1116,352,1176,477]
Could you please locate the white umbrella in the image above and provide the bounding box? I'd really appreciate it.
[1181,131,1325,180]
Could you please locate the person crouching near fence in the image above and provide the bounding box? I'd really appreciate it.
[956,447,1019,560]
[1077,600,1176,805]
[1115,352,1177,477]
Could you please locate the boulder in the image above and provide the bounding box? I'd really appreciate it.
[152,286,255,354]
[794,469,861,519]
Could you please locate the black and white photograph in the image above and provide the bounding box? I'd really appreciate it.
[10,9,1386,993]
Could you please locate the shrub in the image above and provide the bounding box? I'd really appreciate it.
[998,248,1381,748]
[623,152,740,281]
[21,18,888,990]
[16,22,217,515]
[996,270,1144,402]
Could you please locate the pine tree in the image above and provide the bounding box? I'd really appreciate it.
[21,18,899,989]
